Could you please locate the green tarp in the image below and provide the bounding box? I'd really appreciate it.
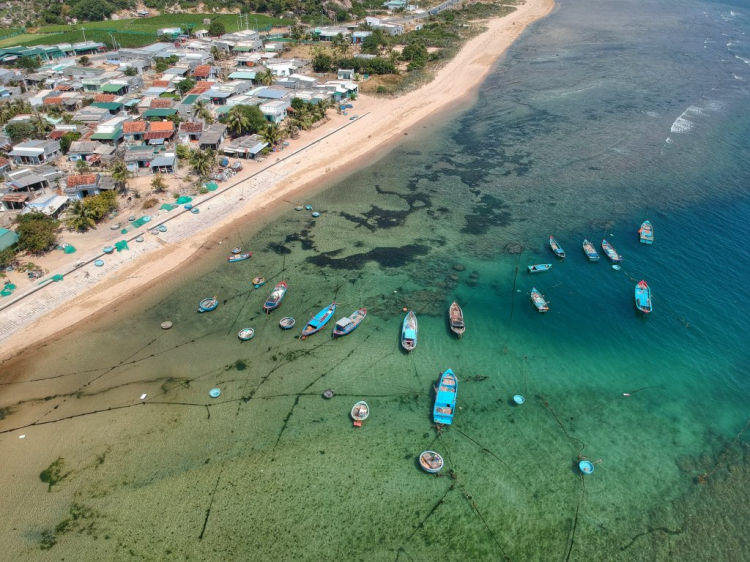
[131,216,152,228]
[63,245,76,254]
[206,182,218,191]
[160,203,176,211]
[115,240,129,252]
[176,196,192,204]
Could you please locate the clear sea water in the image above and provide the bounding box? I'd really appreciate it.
[2,0,750,559]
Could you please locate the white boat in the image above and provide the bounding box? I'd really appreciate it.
[350,401,369,427]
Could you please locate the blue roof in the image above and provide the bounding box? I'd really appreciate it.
[257,88,286,100]
[0,227,19,251]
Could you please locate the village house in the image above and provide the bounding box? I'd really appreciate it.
[223,134,267,160]
[8,140,61,166]
[64,173,115,199]
[22,193,70,218]
[150,152,176,174]
[178,122,203,144]
[198,124,227,151]
[67,141,116,164]
[122,121,147,145]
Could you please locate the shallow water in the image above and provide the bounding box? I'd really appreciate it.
[2,0,750,559]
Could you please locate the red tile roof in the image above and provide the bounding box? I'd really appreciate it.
[187,86,211,95]
[193,65,212,77]
[0,157,9,167]
[144,131,174,140]
[150,98,174,108]
[152,80,171,87]
[66,174,97,188]
[148,121,175,132]
[43,97,63,105]
[55,84,73,91]
[94,94,116,103]
[179,122,203,133]
[48,130,68,139]
[195,80,213,88]
[123,121,147,133]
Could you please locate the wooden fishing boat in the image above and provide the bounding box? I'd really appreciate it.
[448,301,465,338]
[231,247,242,254]
[263,281,287,313]
[228,252,252,263]
[433,369,458,425]
[332,308,367,337]
[549,236,566,259]
[238,328,255,341]
[350,401,369,427]
[401,310,418,352]
[530,288,549,313]
[301,302,336,339]
[528,263,552,273]
[279,317,295,329]
[252,276,266,289]
[198,296,219,313]
[635,280,652,314]
[582,239,600,261]
[601,239,622,263]
[639,221,654,244]
[419,451,444,473]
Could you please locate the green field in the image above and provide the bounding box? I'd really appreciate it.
[2,13,292,49]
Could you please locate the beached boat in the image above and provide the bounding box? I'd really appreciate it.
[279,317,295,329]
[252,276,266,289]
[401,310,418,352]
[530,288,549,313]
[433,369,458,425]
[228,252,252,263]
[263,281,288,313]
[601,239,622,263]
[528,263,552,273]
[449,301,465,338]
[333,308,367,337]
[419,451,444,473]
[635,280,652,314]
[639,221,654,244]
[238,328,255,341]
[350,401,369,427]
[231,247,242,254]
[198,296,219,313]
[582,239,600,261]
[549,236,566,259]
[301,302,336,339]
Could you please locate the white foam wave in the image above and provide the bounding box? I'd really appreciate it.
[732,73,743,80]
[671,116,693,133]
[735,54,750,66]
[644,111,659,118]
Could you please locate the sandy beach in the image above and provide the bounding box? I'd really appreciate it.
[0,0,554,361]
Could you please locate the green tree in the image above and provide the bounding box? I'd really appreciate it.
[225,105,250,136]
[76,159,91,173]
[154,60,169,73]
[290,24,306,41]
[65,199,96,232]
[16,56,41,71]
[31,112,49,138]
[255,68,275,86]
[312,51,333,73]
[361,29,387,55]
[15,213,59,254]
[151,174,167,193]
[261,123,282,146]
[189,148,215,178]
[210,46,223,62]
[176,76,195,96]
[72,0,114,22]
[124,66,138,77]
[175,143,191,161]
[0,246,16,267]
[78,56,91,67]
[60,131,81,154]
[208,21,226,37]
[193,100,214,124]
[108,159,130,190]
[5,121,35,143]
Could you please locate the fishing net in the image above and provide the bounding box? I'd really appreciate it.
[63,245,77,254]
[206,182,218,191]
[115,240,129,252]
[176,196,192,205]
[131,216,151,228]
[160,203,176,212]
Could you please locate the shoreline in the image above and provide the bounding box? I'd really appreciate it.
[0,0,555,362]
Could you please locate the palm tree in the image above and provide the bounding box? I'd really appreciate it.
[109,159,131,190]
[190,148,215,178]
[261,123,282,147]
[65,199,97,232]
[193,100,214,124]
[225,106,249,136]
[210,46,223,62]
[31,112,48,138]
[255,68,275,86]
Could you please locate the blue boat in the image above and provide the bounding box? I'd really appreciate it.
[433,369,458,425]
[530,288,549,313]
[579,460,595,475]
[401,310,418,352]
[601,239,622,263]
[263,281,287,313]
[528,263,552,273]
[549,236,566,259]
[332,308,367,337]
[198,296,219,313]
[301,302,336,339]
[228,252,252,263]
[639,221,654,244]
[635,280,652,314]
[582,239,600,261]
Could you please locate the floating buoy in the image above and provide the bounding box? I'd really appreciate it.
[161,321,173,330]
[513,394,525,405]
[322,389,335,399]
[209,388,221,398]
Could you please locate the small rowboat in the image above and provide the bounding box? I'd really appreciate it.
[448,301,465,338]
[635,280,652,314]
[530,288,549,313]
[238,328,255,341]
[231,247,242,254]
[579,460,595,475]
[582,239,600,261]
[301,302,336,339]
[601,239,622,263]
[103,246,114,254]
[332,308,367,337]
[528,263,552,273]
[279,317,295,330]
[263,281,288,313]
[252,276,266,289]
[198,296,219,313]
[639,221,653,244]
[419,451,444,473]
[305,204,312,210]
[549,236,565,259]
[350,401,369,427]
[401,310,418,352]
[228,252,252,263]
[433,369,457,425]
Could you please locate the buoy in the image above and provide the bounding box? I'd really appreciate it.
[322,389,334,399]
[402,307,407,312]
[161,321,173,330]
[209,388,221,398]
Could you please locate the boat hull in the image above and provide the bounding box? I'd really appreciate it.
[635,280,652,314]
[601,240,622,263]
[333,308,367,337]
[530,288,549,313]
[401,310,418,351]
[198,297,218,312]
[351,401,369,427]
[263,281,288,313]
[582,240,600,261]
[433,369,457,425]
[639,221,654,244]
[449,302,465,338]
[301,303,336,339]
[528,264,552,273]
[549,236,566,259]
[228,252,252,263]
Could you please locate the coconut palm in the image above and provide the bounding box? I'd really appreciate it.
[108,159,131,190]
[65,199,97,232]
[193,100,214,124]
[225,105,250,136]
[189,148,215,178]
[31,112,49,138]
[261,123,282,147]
[255,68,275,86]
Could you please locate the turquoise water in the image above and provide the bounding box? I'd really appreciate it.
[2,0,750,559]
